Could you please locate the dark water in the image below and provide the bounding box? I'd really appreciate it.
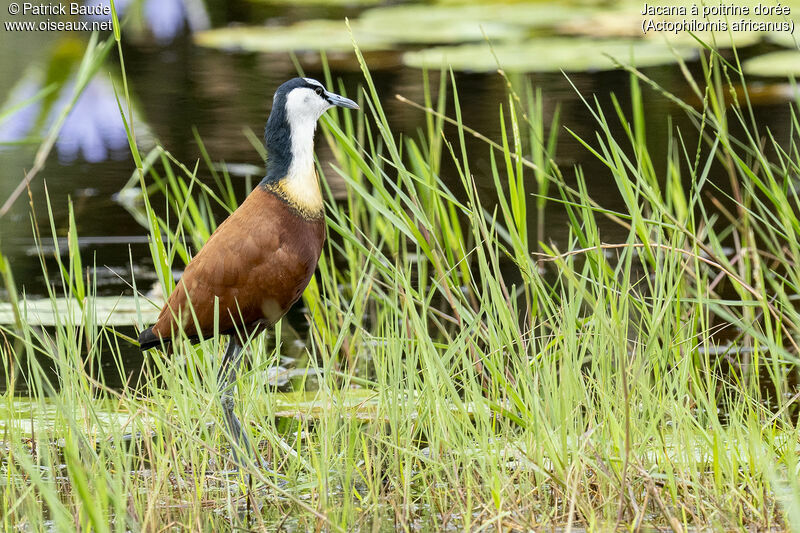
[0,1,794,391]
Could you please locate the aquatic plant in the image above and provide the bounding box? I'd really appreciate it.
[3,19,800,533]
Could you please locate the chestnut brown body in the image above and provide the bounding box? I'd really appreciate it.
[136,77,358,467]
[140,185,325,347]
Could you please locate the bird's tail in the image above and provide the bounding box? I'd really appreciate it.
[138,326,166,351]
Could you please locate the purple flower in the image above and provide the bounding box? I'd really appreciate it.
[84,0,209,44]
[53,76,133,163]
[0,70,149,163]
[0,75,44,145]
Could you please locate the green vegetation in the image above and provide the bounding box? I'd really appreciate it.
[193,20,396,54]
[3,24,800,533]
[744,49,800,76]
[402,37,698,72]
[194,1,798,74]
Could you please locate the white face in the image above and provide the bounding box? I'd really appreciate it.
[284,79,332,126]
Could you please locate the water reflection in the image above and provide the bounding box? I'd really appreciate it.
[0,3,796,390]
[0,74,43,144]
[0,0,212,163]
[56,76,144,162]
[84,0,210,44]
[0,39,151,164]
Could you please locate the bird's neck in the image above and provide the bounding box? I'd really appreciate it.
[261,117,324,219]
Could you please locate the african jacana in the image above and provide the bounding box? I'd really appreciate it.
[138,77,359,466]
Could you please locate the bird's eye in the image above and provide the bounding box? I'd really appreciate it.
[315,87,323,96]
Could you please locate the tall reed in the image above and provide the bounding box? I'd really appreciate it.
[2,28,800,530]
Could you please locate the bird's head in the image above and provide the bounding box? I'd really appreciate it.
[269,77,359,131]
[262,77,358,204]
[264,78,358,176]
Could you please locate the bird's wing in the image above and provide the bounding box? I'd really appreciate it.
[150,190,282,339]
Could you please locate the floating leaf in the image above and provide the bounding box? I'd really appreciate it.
[743,50,800,77]
[659,30,762,49]
[557,12,763,48]
[403,38,697,73]
[360,2,593,31]
[729,82,799,105]
[194,20,392,53]
[0,296,161,327]
[273,390,380,421]
[0,398,155,437]
[356,3,585,44]
[766,30,800,48]
[554,0,787,48]
[556,11,645,38]
[271,390,484,422]
[362,19,524,45]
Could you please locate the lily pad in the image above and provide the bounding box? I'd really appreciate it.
[403,38,697,73]
[0,398,154,437]
[729,82,800,105]
[194,20,392,54]
[743,50,800,77]
[0,295,161,327]
[658,30,762,49]
[356,3,589,45]
[273,389,380,421]
[360,3,594,32]
[766,31,800,48]
[554,0,788,47]
[271,390,483,422]
[557,12,763,49]
[361,19,525,46]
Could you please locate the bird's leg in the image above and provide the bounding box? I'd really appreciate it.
[217,337,259,468]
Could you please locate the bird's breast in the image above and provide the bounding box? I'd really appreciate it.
[246,187,326,317]
[151,186,326,339]
[267,165,323,219]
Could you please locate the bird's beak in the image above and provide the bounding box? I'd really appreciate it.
[326,91,359,110]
